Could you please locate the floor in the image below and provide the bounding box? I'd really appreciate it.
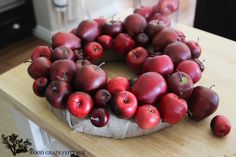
[0,1,196,156]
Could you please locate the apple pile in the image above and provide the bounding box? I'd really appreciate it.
[27,0,230,136]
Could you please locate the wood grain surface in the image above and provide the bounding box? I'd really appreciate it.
[0,24,236,157]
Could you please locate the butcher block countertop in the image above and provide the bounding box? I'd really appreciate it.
[0,24,236,157]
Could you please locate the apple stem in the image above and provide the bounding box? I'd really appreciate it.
[96,61,106,70]
[24,60,32,63]
[201,59,205,64]
[197,37,200,44]
[90,117,99,121]
[177,70,183,82]
[131,50,138,58]
[187,110,193,119]
[111,14,116,23]
[210,84,215,89]
[123,92,129,103]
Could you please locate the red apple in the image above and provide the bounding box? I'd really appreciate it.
[27,57,51,79]
[52,32,81,50]
[102,20,123,38]
[186,40,202,59]
[32,77,49,97]
[111,91,138,119]
[52,46,74,61]
[106,76,130,95]
[123,14,147,36]
[112,33,136,55]
[153,0,179,15]
[176,60,202,84]
[97,35,113,49]
[167,71,193,99]
[148,13,171,27]
[94,17,107,28]
[31,46,52,61]
[152,27,179,51]
[131,72,167,104]
[49,59,76,82]
[67,92,94,118]
[45,81,72,109]
[84,42,104,62]
[94,89,111,107]
[76,20,101,42]
[133,6,153,19]
[158,93,188,125]
[175,29,186,42]
[143,55,174,78]
[126,47,149,71]
[210,115,231,137]
[134,104,160,129]
[90,108,110,127]
[187,86,219,121]
[73,64,107,92]
[164,41,191,65]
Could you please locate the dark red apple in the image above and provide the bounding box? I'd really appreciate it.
[76,20,101,42]
[52,46,74,61]
[210,115,231,137]
[152,27,179,51]
[176,60,202,84]
[75,59,92,69]
[70,28,77,35]
[106,76,130,95]
[32,77,49,97]
[102,20,123,38]
[186,40,202,59]
[31,46,52,61]
[73,49,84,60]
[90,108,110,127]
[153,0,179,15]
[131,72,167,104]
[144,21,165,39]
[84,42,104,62]
[73,64,107,92]
[135,33,149,47]
[27,57,51,79]
[49,59,76,82]
[143,55,174,78]
[134,104,160,129]
[112,33,136,55]
[94,89,111,107]
[97,35,113,49]
[148,13,171,27]
[123,13,147,36]
[158,93,188,125]
[164,41,191,65]
[194,59,205,72]
[52,32,81,50]
[67,92,94,118]
[111,91,138,119]
[187,86,219,121]
[133,6,153,19]
[126,47,149,71]
[167,71,193,99]
[45,81,72,109]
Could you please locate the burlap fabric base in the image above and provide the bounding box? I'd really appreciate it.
[50,105,169,139]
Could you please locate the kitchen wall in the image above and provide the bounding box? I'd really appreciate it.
[32,0,133,42]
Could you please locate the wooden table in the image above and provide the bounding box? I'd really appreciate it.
[0,24,236,157]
